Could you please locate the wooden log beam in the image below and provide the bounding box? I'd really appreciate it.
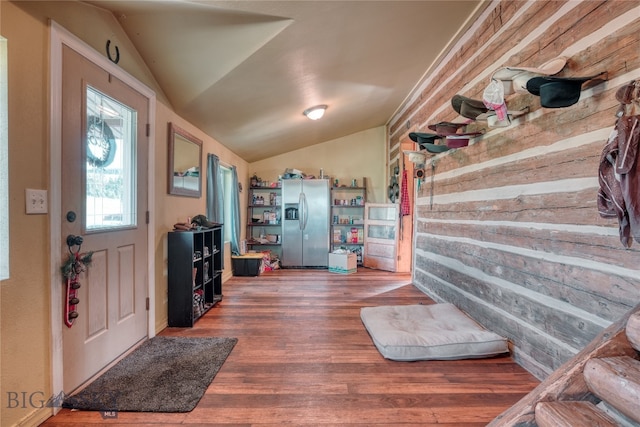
[488,303,640,426]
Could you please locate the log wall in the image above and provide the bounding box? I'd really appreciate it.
[388,0,640,379]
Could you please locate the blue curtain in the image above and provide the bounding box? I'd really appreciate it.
[206,154,224,267]
[206,154,223,224]
[229,166,241,255]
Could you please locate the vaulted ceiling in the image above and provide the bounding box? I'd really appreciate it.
[86,0,483,162]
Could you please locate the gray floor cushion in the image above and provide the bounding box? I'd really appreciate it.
[360,303,509,361]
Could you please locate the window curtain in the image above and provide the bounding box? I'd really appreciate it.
[229,166,241,255]
[206,154,224,267]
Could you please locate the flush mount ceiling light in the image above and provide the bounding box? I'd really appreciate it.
[303,104,327,120]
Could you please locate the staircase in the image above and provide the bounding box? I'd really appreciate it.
[489,304,640,426]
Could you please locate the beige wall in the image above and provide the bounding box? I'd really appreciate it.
[154,102,249,331]
[249,126,388,205]
[2,3,58,426]
[0,2,250,426]
[9,0,170,105]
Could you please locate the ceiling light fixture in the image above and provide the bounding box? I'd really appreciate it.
[303,104,327,120]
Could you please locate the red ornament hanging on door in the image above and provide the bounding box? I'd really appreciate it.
[60,236,93,327]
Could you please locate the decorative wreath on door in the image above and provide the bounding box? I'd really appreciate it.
[86,115,117,168]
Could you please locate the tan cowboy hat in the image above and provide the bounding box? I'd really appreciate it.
[492,56,568,95]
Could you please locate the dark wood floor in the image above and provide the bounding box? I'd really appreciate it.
[43,268,539,426]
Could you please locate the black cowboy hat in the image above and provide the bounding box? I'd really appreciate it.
[409,132,438,143]
[423,142,450,153]
[526,72,607,108]
[413,134,448,153]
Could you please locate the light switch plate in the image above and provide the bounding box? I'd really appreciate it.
[26,189,48,214]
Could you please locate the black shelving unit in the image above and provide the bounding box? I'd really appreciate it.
[168,226,223,327]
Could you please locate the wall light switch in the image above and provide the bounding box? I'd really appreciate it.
[26,189,48,214]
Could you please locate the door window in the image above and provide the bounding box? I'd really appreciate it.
[367,225,396,240]
[367,206,396,220]
[85,86,137,231]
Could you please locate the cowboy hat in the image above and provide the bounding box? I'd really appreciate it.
[409,132,438,143]
[492,56,568,95]
[427,121,469,135]
[526,72,607,108]
[509,71,545,95]
[422,142,450,153]
[410,132,446,151]
[451,95,488,120]
[413,133,443,147]
[445,132,483,149]
[494,56,568,77]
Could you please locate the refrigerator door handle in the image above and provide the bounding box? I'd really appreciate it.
[302,192,309,230]
[299,192,305,231]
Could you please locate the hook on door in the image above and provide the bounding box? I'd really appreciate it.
[66,234,83,254]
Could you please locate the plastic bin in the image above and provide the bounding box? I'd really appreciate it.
[231,253,264,276]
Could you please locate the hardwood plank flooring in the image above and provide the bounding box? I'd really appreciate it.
[42,268,539,426]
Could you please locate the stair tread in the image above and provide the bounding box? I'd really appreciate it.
[535,401,618,427]
[627,311,640,352]
[584,356,640,424]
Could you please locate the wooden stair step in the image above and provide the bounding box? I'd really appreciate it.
[584,356,640,424]
[535,401,617,427]
[626,311,640,352]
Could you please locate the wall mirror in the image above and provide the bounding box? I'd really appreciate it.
[168,123,202,197]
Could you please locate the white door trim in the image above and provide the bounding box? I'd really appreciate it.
[49,20,156,410]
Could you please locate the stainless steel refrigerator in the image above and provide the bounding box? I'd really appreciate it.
[281,179,330,267]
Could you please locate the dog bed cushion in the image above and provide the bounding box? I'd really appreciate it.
[360,303,509,361]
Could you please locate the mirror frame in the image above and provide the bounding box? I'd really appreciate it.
[168,122,203,198]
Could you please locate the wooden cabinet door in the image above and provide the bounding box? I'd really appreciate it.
[363,203,399,272]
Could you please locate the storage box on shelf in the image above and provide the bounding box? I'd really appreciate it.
[247,184,282,259]
[167,226,223,327]
[330,178,366,265]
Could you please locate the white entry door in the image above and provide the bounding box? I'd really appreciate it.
[61,45,149,393]
[363,203,399,272]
